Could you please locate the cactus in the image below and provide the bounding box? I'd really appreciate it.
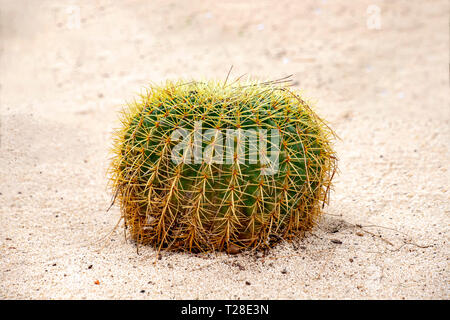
[108,79,337,253]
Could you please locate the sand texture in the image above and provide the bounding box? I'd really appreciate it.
[0,0,449,299]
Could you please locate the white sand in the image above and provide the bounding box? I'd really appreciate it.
[0,0,448,299]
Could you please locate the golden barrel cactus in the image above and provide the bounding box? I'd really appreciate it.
[108,79,337,253]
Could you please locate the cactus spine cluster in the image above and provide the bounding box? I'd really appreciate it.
[109,79,337,253]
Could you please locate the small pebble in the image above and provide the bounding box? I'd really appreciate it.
[227,244,241,254]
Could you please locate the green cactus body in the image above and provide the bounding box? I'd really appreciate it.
[109,80,337,253]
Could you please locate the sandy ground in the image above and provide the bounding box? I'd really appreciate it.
[0,0,449,299]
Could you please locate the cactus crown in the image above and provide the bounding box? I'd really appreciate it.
[109,79,337,253]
